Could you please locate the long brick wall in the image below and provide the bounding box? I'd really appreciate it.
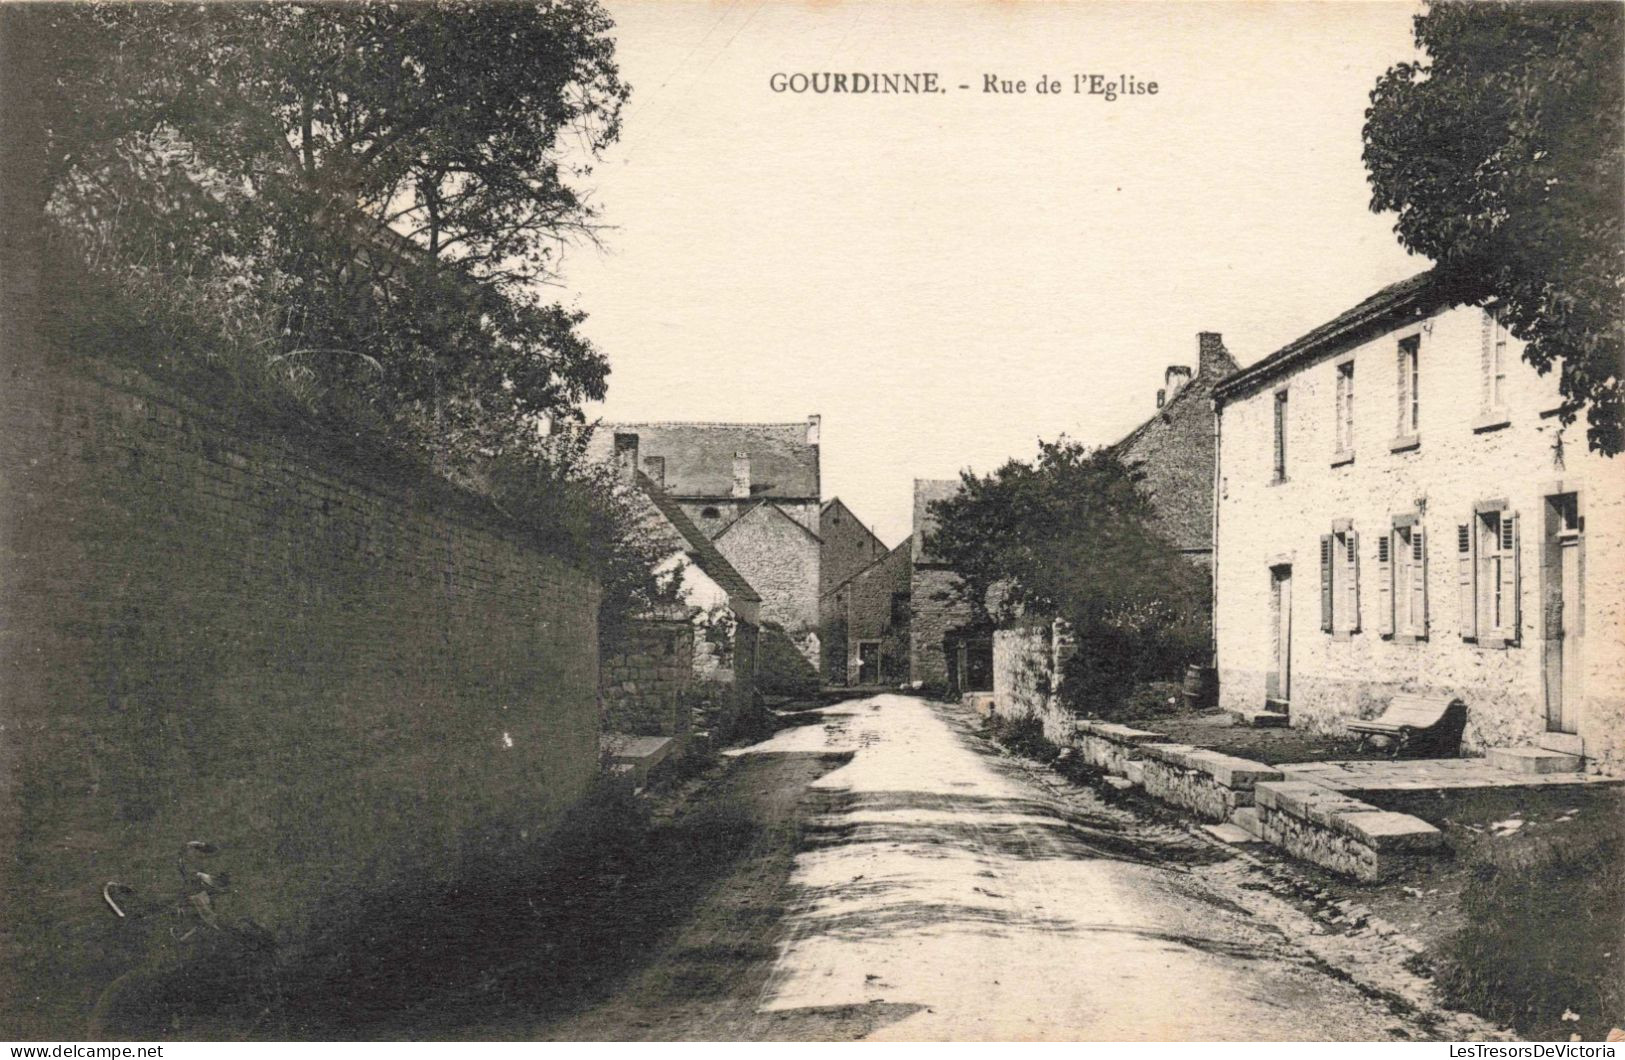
[0,352,603,1035]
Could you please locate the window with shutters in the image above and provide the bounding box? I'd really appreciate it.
[1272,388,1289,483]
[1320,524,1361,636]
[1333,360,1355,463]
[1380,518,1427,640]
[1470,507,1521,646]
[1484,307,1510,412]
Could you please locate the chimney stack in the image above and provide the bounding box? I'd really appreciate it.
[732,451,751,498]
[1164,364,1193,404]
[612,432,639,483]
[806,414,821,445]
[1197,332,1228,378]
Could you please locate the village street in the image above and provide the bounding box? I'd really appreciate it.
[531,695,1495,1042]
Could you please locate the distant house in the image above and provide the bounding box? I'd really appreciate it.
[909,478,992,695]
[589,417,823,666]
[818,497,889,680]
[824,538,912,687]
[1112,332,1239,566]
[1213,270,1623,773]
[599,434,762,740]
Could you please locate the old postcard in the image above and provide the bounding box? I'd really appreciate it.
[1,0,1621,1046]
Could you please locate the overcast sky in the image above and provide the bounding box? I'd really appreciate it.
[563,0,1429,546]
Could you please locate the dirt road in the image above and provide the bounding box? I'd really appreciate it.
[538,694,1485,1041]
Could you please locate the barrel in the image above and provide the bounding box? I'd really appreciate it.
[1182,664,1218,711]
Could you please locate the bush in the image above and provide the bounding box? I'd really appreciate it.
[755,624,820,698]
[984,713,1060,764]
[1432,827,1625,1041]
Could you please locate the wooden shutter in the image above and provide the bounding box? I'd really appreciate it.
[1319,534,1333,632]
[1348,531,1361,632]
[1501,512,1520,641]
[1397,346,1408,433]
[1376,534,1393,636]
[1479,310,1494,412]
[1457,522,1476,639]
[1411,526,1428,635]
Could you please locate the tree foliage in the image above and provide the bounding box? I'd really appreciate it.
[926,440,1210,712]
[38,0,627,460]
[1364,0,1624,454]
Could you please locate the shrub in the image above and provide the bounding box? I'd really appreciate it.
[984,713,1060,764]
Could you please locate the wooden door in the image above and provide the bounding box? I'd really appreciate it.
[1544,494,1582,734]
[1268,566,1292,703]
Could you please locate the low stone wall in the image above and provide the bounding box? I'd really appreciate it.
[1075,720,1163,775]
[1254,781,1444,882]
[600,616,695,737]
[1136,743,1283,822]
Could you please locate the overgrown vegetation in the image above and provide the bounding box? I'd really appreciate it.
[983,713,1060,765]
[90,775,764,1040]
[755,624,822,699]
[1431,826,1624,1041]
[928,440,1211,716]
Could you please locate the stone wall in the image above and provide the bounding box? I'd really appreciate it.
[1115,333,1237,560]
[908,565,974,690]
[712,503,821,657]
[1216,299,1625,772]
[0,354,603,1036]
[600,616,695,737]
[842,542,911,685]
[992,624,1074,741]
[820,498,887,597]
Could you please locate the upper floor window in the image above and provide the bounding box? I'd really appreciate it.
[1396,335,1421,439]
[1334,360,1355,458]
[1483,306,1510,413]
[1272,388,1289,482]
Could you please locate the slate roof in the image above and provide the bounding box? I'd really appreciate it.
[592,421,820,499]
[637,473,761,603]
[1213,269,1469,403]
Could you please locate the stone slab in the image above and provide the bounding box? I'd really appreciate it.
[1487,746,1583,775]
[1140,742,1204,768]
[1188,752,1283,791]
[1229,709,1289,728]
[1334,810,1444,852]
[1074,719,1166,744]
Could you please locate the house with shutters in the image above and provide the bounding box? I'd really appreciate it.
[1212,269,1625,773]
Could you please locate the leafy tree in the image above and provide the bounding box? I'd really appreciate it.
[35,0,628,460]
[1364,1,1624,454]
[926,440,1209,714]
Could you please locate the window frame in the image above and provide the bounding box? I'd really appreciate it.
[1383,513,1428,643]
[1332,357,1356,466]
[1391,332,1422,452]
[1474,305,1514,432]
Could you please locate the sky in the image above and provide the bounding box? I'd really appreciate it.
[560,0,1430,546]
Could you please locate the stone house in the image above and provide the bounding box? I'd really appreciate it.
[1114,332,1239,566]
[824,538,913,686]
[1213,269,1624,773]
[599,435,762,741]
[588,418,822,666]
[910,478,992,694]
[818,497,889,679]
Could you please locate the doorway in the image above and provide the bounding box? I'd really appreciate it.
[1543,493,1582,736]
[857,640,881,685]
[1267,565,1292,706]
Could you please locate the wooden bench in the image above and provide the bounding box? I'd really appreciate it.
[1347,695,1467,758]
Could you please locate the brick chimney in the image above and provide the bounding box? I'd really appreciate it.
[732,451,751,498]
[1197,332,1229,378]
[642,455,665,490]
[1164,364,1193,404]
[612,432,639,482]
[806,414,821,445]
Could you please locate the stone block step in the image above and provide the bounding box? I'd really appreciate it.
[1264,698,1290,715]
[1202,822,1258,844]
[1487,746,1582,774]
[1229,805,1263,838]
[1229,709,1289,728]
